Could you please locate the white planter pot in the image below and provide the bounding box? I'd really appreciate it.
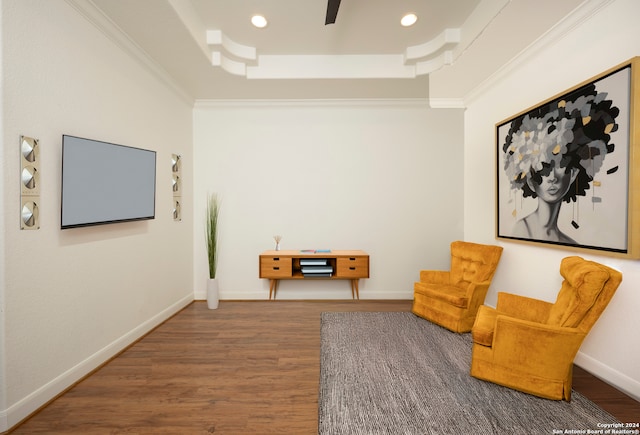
[207,278,219,309]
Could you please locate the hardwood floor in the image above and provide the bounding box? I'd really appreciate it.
[8,300,640,434]
[572,365,640,423]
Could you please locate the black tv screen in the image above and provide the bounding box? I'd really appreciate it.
[61,135,156,229]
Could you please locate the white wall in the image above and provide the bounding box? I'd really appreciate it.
[193,101,464,300]
[463,0,640,400]
[1,0,194,430]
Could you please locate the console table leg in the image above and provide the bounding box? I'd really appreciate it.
[351,279,360,300]
[269,279,279,300]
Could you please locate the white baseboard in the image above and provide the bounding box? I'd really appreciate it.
[574,351,640,402]
[2,294,193,432]
[0,409,7,434]
[195,289,414,301]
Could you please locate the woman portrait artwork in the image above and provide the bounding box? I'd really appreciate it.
[497,65,631,253]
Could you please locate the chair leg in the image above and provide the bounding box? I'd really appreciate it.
[564,365,573,401]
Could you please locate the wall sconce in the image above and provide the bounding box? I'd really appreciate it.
[20,136,40,230]
[172,154,181,221]
[172,199,181,221]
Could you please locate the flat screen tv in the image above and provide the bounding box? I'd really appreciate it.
[61,135,156,229]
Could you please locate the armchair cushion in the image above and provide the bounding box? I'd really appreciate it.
[450,241,499,285]
[547,256,610,327]
[419,270,450,286]
[496,292,553,323]
[413,283,469,308]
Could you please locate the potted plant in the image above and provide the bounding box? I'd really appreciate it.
[205,193,220,309]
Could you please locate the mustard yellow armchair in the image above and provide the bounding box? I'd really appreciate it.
[412,241,503,333]
[470,256,622,401]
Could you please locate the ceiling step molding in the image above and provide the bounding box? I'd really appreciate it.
[246,55,417,80]
[206,30,257,61]
[207,30,259,77]
[405,29,460,64]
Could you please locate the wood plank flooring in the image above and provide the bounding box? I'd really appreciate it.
[8,300,640,434]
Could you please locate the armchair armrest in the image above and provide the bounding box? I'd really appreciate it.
[496,292,553,323]
[419,270,450,285]
[491,314,585,378]
[466,281,491,312]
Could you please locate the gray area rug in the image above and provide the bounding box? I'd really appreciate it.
[319,312,619,435]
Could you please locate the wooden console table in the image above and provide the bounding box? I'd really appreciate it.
[259,250,369,300]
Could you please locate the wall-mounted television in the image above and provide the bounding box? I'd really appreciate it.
[61,135,157,229]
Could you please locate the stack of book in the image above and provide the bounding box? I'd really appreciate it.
[300,258,333,277]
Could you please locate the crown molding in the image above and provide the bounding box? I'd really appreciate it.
[462,0,615,107]
[65,0,194,105]
[194,98,431,109]
[428,98,466,109]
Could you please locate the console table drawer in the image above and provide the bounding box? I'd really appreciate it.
[336,257,369,278]
[260,257,293,278]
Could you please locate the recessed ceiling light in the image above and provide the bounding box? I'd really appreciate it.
[401,13,418,27]
[251,15,268,28]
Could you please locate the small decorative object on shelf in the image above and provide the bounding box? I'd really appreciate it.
[274,235,282,251]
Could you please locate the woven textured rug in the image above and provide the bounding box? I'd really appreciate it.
[319,312,619,435]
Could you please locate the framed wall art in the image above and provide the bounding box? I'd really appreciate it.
[496,57,640,258]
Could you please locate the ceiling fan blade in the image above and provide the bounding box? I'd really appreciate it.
[325,0,341,25]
